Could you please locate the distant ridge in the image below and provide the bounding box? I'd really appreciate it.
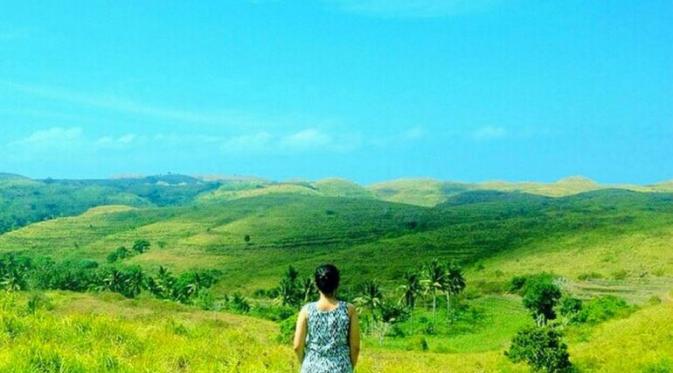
[2,172,672,207]
[0,173,30,180]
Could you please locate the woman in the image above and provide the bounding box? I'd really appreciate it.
[293,264,360,373]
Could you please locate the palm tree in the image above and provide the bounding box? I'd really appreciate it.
[443,261,466,321]
[102,269,124,293]
[300,277,316,304]
[125,268,145,298]
[399,272,422,309]
[285,266,299,283]
[156,266,175,298]
[276,277,299,306]
[354,280,384,321]
[422,259,446,322]
[185,272,203,298]
[398,271,422,333]
[1,270,25,292]
[275,266,301,307]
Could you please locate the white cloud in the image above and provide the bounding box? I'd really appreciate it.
[471,126,507,140]
[327,0,505,18]
[12,127,84,148]
[280,128,332,149]
[95,134,141,149]
[6,126,368,161]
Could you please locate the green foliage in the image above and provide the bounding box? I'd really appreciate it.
[557,296,583,318]
[131,239,151,254]
[354,280,384,320]
[506,325,572,372]
[572,295,634,324]
[277,314,297,344]
[522,278,562,323]
[221,293,251,314]
[106,246,130,263]
[508,273,556,295]
[26,292,53,314]
[274,266,303,308]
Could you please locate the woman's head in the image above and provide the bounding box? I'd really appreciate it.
[314,264,340,296]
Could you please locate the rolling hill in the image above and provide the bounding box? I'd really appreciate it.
[2,173,673,371]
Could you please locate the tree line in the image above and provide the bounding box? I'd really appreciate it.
[267,259,466,340]
[0,246,219,305]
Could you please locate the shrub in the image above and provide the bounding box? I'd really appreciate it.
[612,269,628,280]
[573,295,633,324]
[558,296,583,318]
[577,272,603,281]
[132,240,151,254]
[506,325,572,372]
[107,247,130,263]
[509,276,528,293]
[277,315,296,344]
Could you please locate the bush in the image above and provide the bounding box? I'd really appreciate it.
[222,293,251,314]
[577,272,603,281]
[277,315,297,344]
[558,296,583,318]
[573,296,633,324]
[612,269,628,280]
[509,273,556,295]
[107,247,131,263]
[506,325,572,372]
[509,276,528,293]
[132,240,151,254]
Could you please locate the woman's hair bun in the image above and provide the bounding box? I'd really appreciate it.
[314,264,340,295]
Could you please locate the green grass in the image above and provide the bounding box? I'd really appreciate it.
[365,295,532,354]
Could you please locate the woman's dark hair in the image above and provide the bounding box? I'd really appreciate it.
[314,264,340,295]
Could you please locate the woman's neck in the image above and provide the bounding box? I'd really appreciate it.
[319,293,337,303]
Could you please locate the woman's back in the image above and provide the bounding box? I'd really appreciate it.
[301,300,352,373]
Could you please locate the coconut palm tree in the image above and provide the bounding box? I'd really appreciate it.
[285,265,299,283]
[354,280,384,321]
[300,277,316,304]
[422,259,446,322]
[399,271,422,333]
[156,266,175,298]
[102,269,125,293]
[1,270,25,292]
[276,277,299,307]
[185,272,203,298]
[124,267,145,298]
[443,261,466,321]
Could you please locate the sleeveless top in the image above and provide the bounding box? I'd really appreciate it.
[301,301,353,373]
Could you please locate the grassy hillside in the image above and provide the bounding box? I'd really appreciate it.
[0,291,524,372]
[2,175,673,371]
[369,176,673,206]
[3,188,673,299]
[0,174,223,235]
[2,288,672,371]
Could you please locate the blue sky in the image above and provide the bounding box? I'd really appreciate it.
[1,0,671,183]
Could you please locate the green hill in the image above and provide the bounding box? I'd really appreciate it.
[2,174,673,371]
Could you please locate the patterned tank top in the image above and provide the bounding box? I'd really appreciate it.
[301,301,353,373]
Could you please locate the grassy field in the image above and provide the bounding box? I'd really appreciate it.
[1,290,672,372]
[1,175,673,371]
